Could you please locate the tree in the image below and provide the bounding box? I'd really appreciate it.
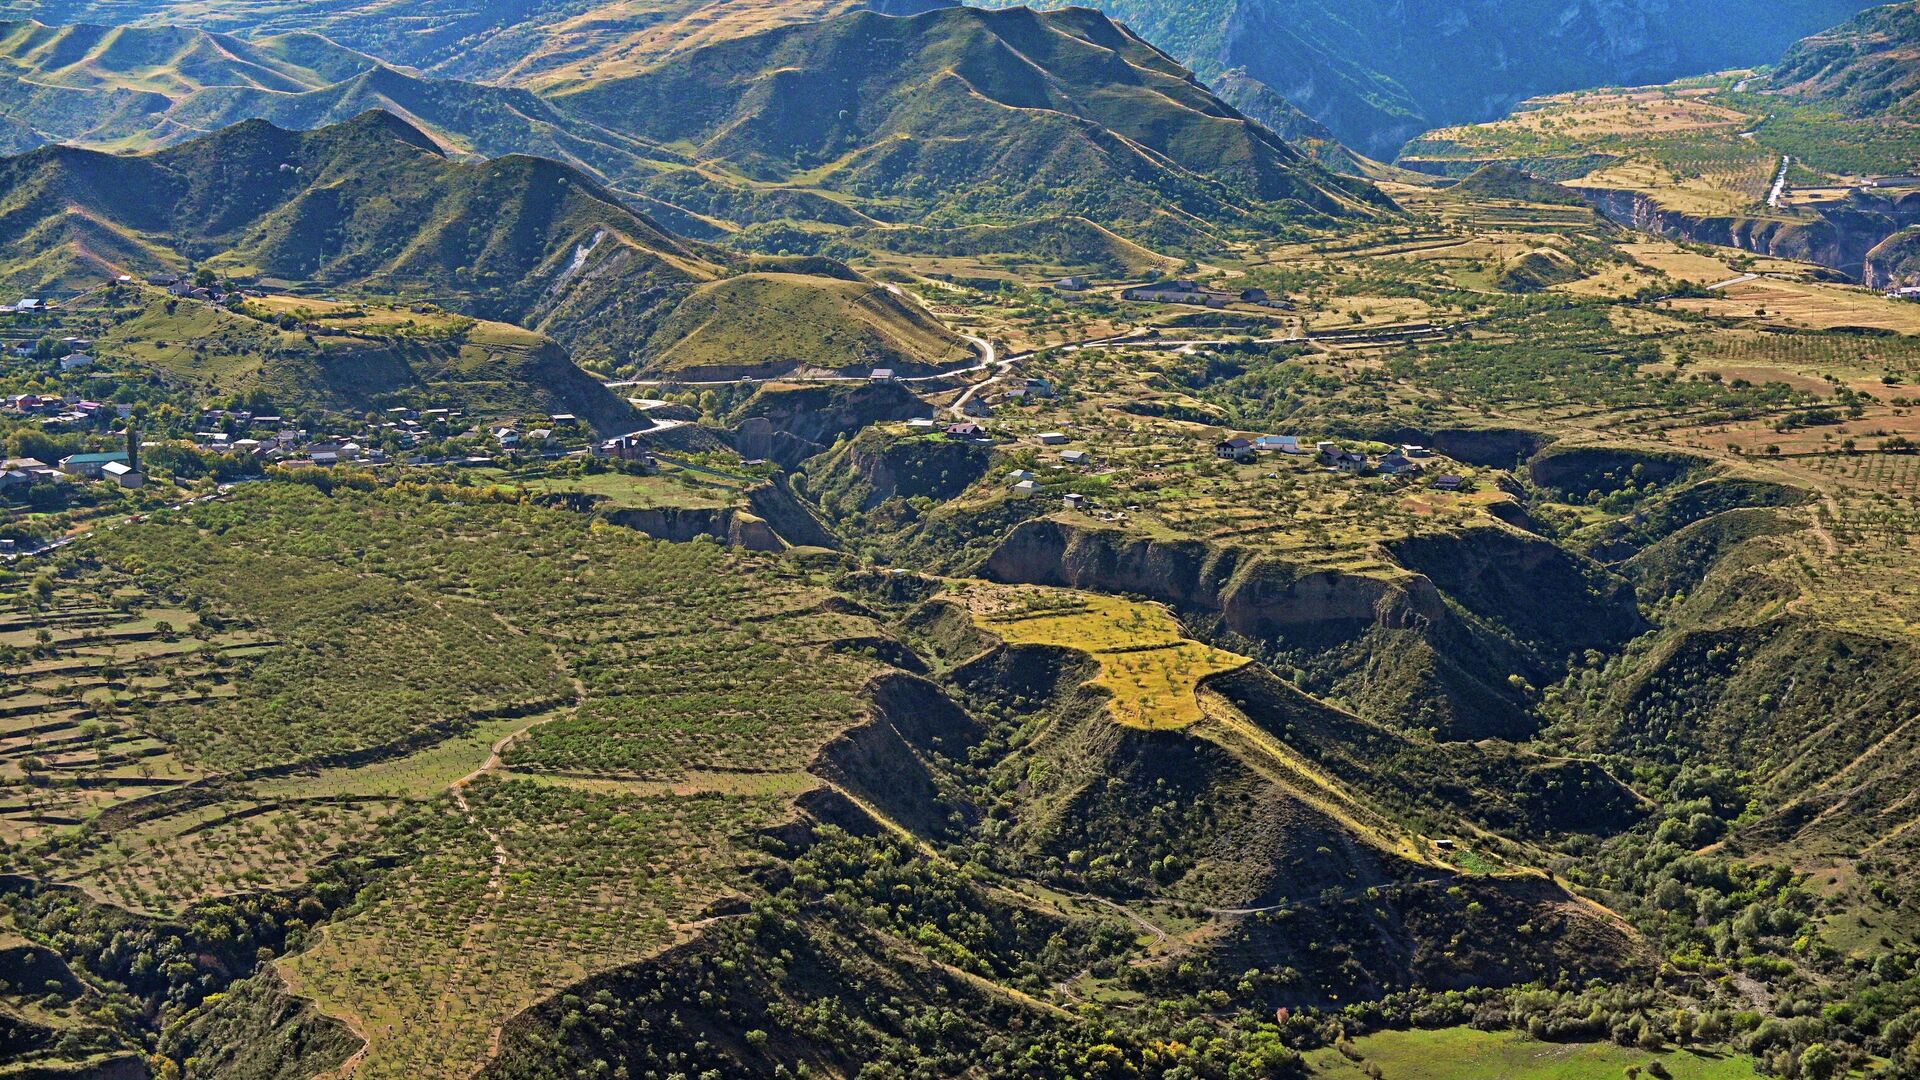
[1799,1043,1838,1080]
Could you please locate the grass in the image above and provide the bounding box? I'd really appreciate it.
[640,272,973,378]
[958,583,1246,729]
[513,469,743,510]
[1305,1028,1762,1080]
[1667,277,1920,334]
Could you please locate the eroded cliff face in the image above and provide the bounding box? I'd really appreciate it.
[976,519,1447,643]
[976,518,1643,740]
[603,507,785,551]
[1864,227,1920,289]
[1579,187,1920,278]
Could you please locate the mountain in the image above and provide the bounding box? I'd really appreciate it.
[0,111,970,374]
[0,11,1389,259]
[0,21,676,180]
[21,0,1887,160]
[546,6,1393,248]
[972,0,1885,159]
[14,0,862,84]
[1766,0,1920,118]
[1394,6,1920,279]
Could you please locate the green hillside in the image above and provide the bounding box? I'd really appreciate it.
[548,6,1396,246]
[92,289,643,431]
[1769,0,1920,118]
[642,271,975,377]
[0,111,969,375]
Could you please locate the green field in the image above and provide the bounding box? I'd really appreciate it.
[1308,1029,1763,1080]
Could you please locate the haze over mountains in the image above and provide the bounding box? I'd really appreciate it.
[12,0,1890,161]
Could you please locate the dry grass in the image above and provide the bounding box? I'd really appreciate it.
[1668,278,1920,333]
[957,584,1246,730]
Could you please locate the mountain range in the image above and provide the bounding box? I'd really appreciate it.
[0,110,974,374]
[0,8,1392,262]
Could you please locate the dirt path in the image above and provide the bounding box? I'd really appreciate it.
[305,620,587,1076]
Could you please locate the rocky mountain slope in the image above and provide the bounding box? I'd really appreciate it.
[972,0,1883,159]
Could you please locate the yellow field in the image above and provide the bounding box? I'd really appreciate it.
[1669,277,1920,333]
[958,584,1247,729]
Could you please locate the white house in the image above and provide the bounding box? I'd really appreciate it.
[101,460,145,488]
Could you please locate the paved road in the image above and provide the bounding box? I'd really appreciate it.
[1705,273,1760,291]
[604,332,997,390]
[1768,155,1793,208]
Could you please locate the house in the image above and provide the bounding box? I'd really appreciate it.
[1,458,53,476]
[1401,444,1432,458]
[1036,432,1070,445]
[58,353,92,373]
[1332,451,1369,473]
[1891,286,1920,302]
[1008,470,1036,482]
[58,451,129,478]
[597,435,654,463]
[1012,479,1039,497]
[1431,474,1465,492]
[1054,276,1089,291]
[168,281,195,298]
[146,275,177,286]
[527,428,554,445]
[945,422,984,440]
[1059,449,1090,465]
[1061,492,1086,511]
[1022,377,1055,397]
[101,460,144,488]
[1239,288,1270,304]
[905,417,938,430]
[1377,453,1421,476]
[549,414,579,427]
[1215,437,1255,461]
[1315,441,1340,460]
[1122,280,1215,304]
[869,368,897,382]
[1253,435,1301,454]
[960,397,994,418]
[13,298,43,313]
[0,470,35,491]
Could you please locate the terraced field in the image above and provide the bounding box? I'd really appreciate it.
[1,482,897,1073]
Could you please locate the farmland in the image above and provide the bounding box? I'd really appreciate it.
[1305,1027,1763,1080]
[1,482,897,1073]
